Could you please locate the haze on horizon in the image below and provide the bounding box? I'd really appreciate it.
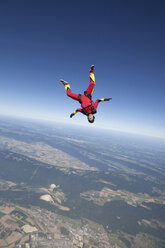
[0,0,165,138]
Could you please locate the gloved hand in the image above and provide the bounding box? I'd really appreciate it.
[104,98,112,101]
[98,98,112,102]
[70,113,75,118]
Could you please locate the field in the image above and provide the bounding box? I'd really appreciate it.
[0,116,165,248]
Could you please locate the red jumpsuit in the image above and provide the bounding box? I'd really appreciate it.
[66,69,99,115]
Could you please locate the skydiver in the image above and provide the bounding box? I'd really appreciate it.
[60,65,112,123]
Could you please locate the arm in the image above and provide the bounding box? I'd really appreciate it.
[94,98,112,110]
[98,98,112,102]
[70,108,85,118]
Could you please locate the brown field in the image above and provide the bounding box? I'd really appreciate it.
[6,231,22,245]
[80,187,165,207]
[0,206,15,214]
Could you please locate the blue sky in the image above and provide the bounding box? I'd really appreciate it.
[0,0,165,138]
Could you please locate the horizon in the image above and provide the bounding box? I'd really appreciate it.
[1,113,165,141]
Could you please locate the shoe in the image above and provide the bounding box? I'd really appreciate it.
[90,65,94,72]
[60,79,70,91]
[60,79,69,86]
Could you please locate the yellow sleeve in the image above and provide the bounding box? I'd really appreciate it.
[73,110,78,115]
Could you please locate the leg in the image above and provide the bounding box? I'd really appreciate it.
[85,65,95,96]
[60,79,80,101]
[67,88,79,101]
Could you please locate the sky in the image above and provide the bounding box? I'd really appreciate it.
[0,0,165,138]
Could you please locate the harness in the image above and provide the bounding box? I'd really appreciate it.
[78,91,97,115]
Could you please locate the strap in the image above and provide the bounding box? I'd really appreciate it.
[79,93,96,115]
[81,102,96,115]
[78,94,81,103]
[84,91,91,100]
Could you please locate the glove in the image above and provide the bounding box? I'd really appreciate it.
[70,113,75,118]
[104,98,112,101]
[98,98,112,102]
